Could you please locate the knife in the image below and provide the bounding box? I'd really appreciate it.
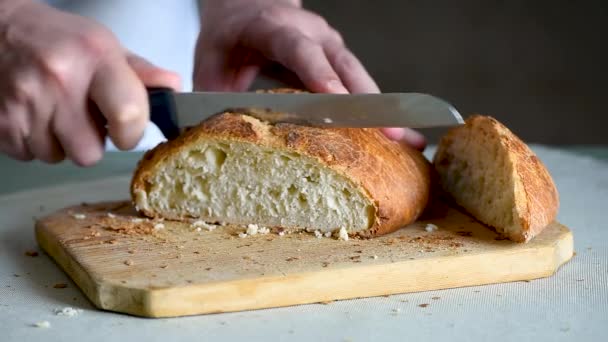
[147,88,463,140]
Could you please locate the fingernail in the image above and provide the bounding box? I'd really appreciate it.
[326,80,348,94]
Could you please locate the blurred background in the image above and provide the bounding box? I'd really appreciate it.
[305,0,607,144]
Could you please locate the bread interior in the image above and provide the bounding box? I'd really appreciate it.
[434,127,521,239]
[134,140,376,233]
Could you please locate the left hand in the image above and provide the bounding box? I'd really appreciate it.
[194,0,425,150]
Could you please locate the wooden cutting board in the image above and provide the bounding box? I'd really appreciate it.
[35,200,573,318]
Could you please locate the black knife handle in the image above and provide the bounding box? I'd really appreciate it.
[147,87,180,140]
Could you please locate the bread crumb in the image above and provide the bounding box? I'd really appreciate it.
[392,308,401,313]
[106,212,116,218]
[192,220,217,231]
[425,224,438,232]
[71,213,86,220]
[323,117,333,124]
[33,321,50,328]
[372,255,378,260]
[25,250,39,257]
[418,303,429,308]
[153,223,165,230]
[246,224,259,235]
[53,283,68,289]
[131,218,144,223]
[324,231,332,238]
[431,296,440,300]
[278,231,285,237]
[314,230,323,238]
[337,227,349,241]
[258,227,270,234]
[54,307,83,317]
[124,260,134,266]
[238,232,248,238]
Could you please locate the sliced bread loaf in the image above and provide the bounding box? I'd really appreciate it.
[433,115,559,242]
[131,111,431,237]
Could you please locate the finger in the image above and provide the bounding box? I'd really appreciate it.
[19,79,65,163]
[381,127,427,151]
[89,53,148,150]
[126,53,182,91]
[0,103,34,161]
[240,22,348,93]
[52,101,105,166]
[324,41,380,94]
[25,116,65,163]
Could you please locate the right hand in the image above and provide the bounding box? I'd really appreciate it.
[0,1,181,166]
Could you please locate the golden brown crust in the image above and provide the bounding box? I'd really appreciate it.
[434,115,559,242]
[131,112,431,237]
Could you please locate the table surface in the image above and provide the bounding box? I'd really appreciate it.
[1,145,607,342]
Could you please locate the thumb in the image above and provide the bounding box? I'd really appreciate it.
[126,53,182,91]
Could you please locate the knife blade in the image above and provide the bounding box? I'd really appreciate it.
[148,88,463,140]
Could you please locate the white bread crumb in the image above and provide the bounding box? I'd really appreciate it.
[131,218,144,223]
[106,212,116,218]
[154,223,165,230]
[425,224,438,232]
[314,230,323,238]
[238,232,248,238]
[191,220,217,231]
[54,307,83,317]
[323,117,333,124]
[246,224,259,235]
[324,231,332,238]
[33,321,50,328]
[258,227,270,234]
[71,213,86,220]
[372,255,378,260]
[337,227,349,241]
[278,231,286,237]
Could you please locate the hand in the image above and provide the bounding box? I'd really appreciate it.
[0,1,181,166]
[194,0,426,150]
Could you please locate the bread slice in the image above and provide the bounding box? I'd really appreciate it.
[131,111,430,237]
[433,115,559,242]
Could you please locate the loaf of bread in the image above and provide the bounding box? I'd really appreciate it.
[131,110,430,237]
[433,115,559,242]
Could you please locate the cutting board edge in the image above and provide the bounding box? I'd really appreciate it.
[35,222,152,315]
[37,222,573,318]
